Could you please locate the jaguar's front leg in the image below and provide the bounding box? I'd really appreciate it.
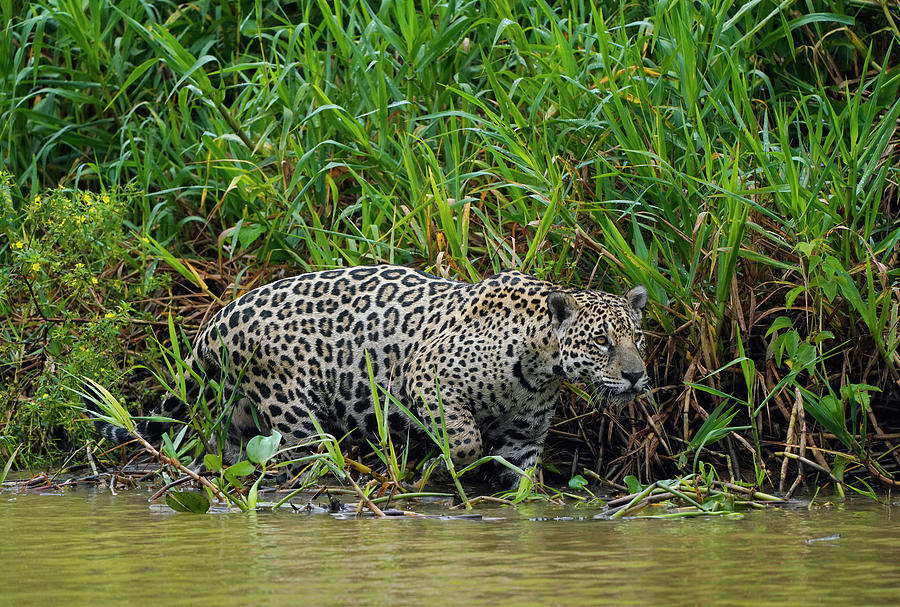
[402,338,486,483]
[409,382,485,473]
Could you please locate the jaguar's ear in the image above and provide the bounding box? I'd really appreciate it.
[626,284,648,314]
[548,291,578,333]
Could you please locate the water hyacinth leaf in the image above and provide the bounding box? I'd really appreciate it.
[568,474,588,491]
[165,491,211,514]
[246,432,282,465]
[224,460,256,488]
[624,475,643,494]
[203,453,222,472]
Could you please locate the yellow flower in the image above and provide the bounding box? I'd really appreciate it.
[91,277,99,284]
[31,262,40,272]
[12,241,23,249]
[75,263,84,269]
[104,312,115,319]
[101,194,110,204]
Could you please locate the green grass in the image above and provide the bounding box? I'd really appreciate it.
[1,0,899,496]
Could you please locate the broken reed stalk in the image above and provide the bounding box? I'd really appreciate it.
[775,452,841,484]
[347,474,386,517]
[779,388,801,493]
[609,482,660,520]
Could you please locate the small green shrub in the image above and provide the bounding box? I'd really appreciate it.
[0,173,164,465]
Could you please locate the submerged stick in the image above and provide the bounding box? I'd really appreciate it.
[131,435,227,503]
[148,475,193,502]
[450,495,515,509]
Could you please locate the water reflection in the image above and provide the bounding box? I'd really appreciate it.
[1,488,897,605]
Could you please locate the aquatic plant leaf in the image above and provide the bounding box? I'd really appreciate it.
[247,432,282,465]
[568,474,588,491]
[225,460,255,478]
[166,491,210,514]
[203,454,222,472]
[624,475,643,494]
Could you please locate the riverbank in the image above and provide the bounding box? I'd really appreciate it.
[1,1,898,496]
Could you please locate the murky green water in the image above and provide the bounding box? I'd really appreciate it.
[1,486,898,606]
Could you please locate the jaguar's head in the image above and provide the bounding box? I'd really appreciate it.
[549,284,648,407]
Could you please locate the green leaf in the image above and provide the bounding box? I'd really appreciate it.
[73,377,135,433]
[165,491,210,513]
[223,459,254,490]
[800,389,855,449]
[624,475,643,494]
[512,469,536,503]
[687,403,743,452]
[235,222,266,251]
[795,241,816,258]
[765,316,794,337]
[813,331,835,344]
[203,453,223,472]
[225,460,255,477]
[246,432,282,465]
[248,475,264,510]
[785,286,805,309]
[162,433,177,460]
[820,277,838,302]
[568,474,588,491]
[1,443,22,485]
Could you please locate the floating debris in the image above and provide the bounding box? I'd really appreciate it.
[805,534,841,544]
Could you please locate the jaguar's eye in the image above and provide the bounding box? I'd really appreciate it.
[597,335,609,347]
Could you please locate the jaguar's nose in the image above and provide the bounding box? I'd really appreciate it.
[622,370,645,388]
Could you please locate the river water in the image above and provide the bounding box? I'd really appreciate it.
[1,486,898,606]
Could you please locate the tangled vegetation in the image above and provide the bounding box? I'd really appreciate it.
[2,0,899,503]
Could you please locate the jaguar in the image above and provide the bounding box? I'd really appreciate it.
[94,265,648,487]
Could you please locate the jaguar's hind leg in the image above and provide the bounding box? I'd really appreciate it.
[211,396,270,464]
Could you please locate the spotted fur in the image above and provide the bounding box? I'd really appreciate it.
[95,265,648,487]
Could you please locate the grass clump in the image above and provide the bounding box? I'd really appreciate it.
[1,0,899,500]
